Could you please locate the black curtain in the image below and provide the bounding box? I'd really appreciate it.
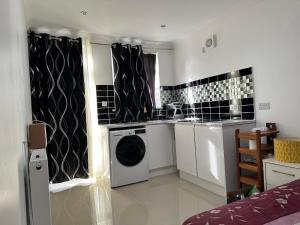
[143,54,156,108]
[28,32,88,183]
[111,43,153,122]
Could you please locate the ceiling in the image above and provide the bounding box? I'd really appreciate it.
[25,0,257,42]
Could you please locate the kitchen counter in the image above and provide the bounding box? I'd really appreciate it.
[100,119,256,129]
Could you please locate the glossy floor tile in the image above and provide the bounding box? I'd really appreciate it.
[51,173,225,225]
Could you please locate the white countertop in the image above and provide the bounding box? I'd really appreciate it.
[263,157,300,169]
[100,119,256,129]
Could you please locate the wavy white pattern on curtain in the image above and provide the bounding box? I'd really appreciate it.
[49,37,110,192]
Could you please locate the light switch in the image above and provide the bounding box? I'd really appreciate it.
[258,102,270,110]
[102,101,108,107]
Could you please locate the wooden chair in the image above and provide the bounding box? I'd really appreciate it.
[235,123,278,191]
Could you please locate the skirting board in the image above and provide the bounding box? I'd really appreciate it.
[180,171,226,197]
[150,166,178,178]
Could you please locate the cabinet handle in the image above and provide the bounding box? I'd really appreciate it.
[272,170,295,177]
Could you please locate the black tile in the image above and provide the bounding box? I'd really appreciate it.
[210,101,219,107]
[241,97,254,105]
[217,73,228,81]
[107,96,114,102]
[182,104,190,109]
[202,102,209,107]
[98,114,109,120]
[239,67,252,77]
[97,96,108,102]
[175,85,181,90]
[188,109,195,114]
[98,108,108,114]
[107,85,114,90]
[196,113,203,118]
[109,118,119,124]
[202,108,210,113]
[181,83,187,89]
[220,107,230,114]
[220,100,230,107]
[220,114,231,120]
[192,81,198,87]
[108,113,116,119]
[242,113,255,120]
[202,114,210,119]
[211,107,219,113]
[209,75,218,83]
[196,80,201,86]
[194,102,201,108]
[195,108,202,114]
[108,102,115,107]
[108,90,114,96]
[210,114,220,120]
[96,85,108,91]
[97,90,107,96]
[242,105,254,113]
[98,120,109,124]
[161,86,173,91]
[201,78,209,85]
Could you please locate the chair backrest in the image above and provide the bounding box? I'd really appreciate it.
[266,123,277,145]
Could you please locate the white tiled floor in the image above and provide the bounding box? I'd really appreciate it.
[51,173,225,225]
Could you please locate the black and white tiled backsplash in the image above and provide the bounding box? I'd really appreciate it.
[97,67,255,124]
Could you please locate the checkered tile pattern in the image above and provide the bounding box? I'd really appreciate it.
[160,90,176,105]
[161,74,254,105]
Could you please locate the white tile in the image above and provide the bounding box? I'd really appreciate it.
[51,174,224,225]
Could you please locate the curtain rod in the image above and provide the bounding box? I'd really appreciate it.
[30,33,79,42]
[90,42,173,51]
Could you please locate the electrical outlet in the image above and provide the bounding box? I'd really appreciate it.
[102,101,108,107]
[230,105,239,111]
[258,102,270,110]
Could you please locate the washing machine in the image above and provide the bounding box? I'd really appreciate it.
[109,126,149,188]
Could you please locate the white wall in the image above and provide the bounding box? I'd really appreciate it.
[92,44,114,85]
[0,0,31,224]
[91,43,175,86]
[174,0,300,137]
[157,49,175,86]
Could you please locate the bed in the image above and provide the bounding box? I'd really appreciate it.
[183,179,300,225]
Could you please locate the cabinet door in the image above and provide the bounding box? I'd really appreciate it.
[174,124,197,176]
[195,126,225,186]
[146,124,175,170]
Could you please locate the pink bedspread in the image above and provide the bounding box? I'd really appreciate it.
[183,179,300,225]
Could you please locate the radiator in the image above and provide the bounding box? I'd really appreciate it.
[29,149,52,225]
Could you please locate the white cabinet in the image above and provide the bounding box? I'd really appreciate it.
[174,124,197,176]
[174,122,255,196]
[146,124,175,170]
[263,158,300,191]
[194,126,225,187]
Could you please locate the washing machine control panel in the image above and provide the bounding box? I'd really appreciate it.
[135,129,146,134]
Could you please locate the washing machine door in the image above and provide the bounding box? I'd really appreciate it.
[116,135,146,167]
